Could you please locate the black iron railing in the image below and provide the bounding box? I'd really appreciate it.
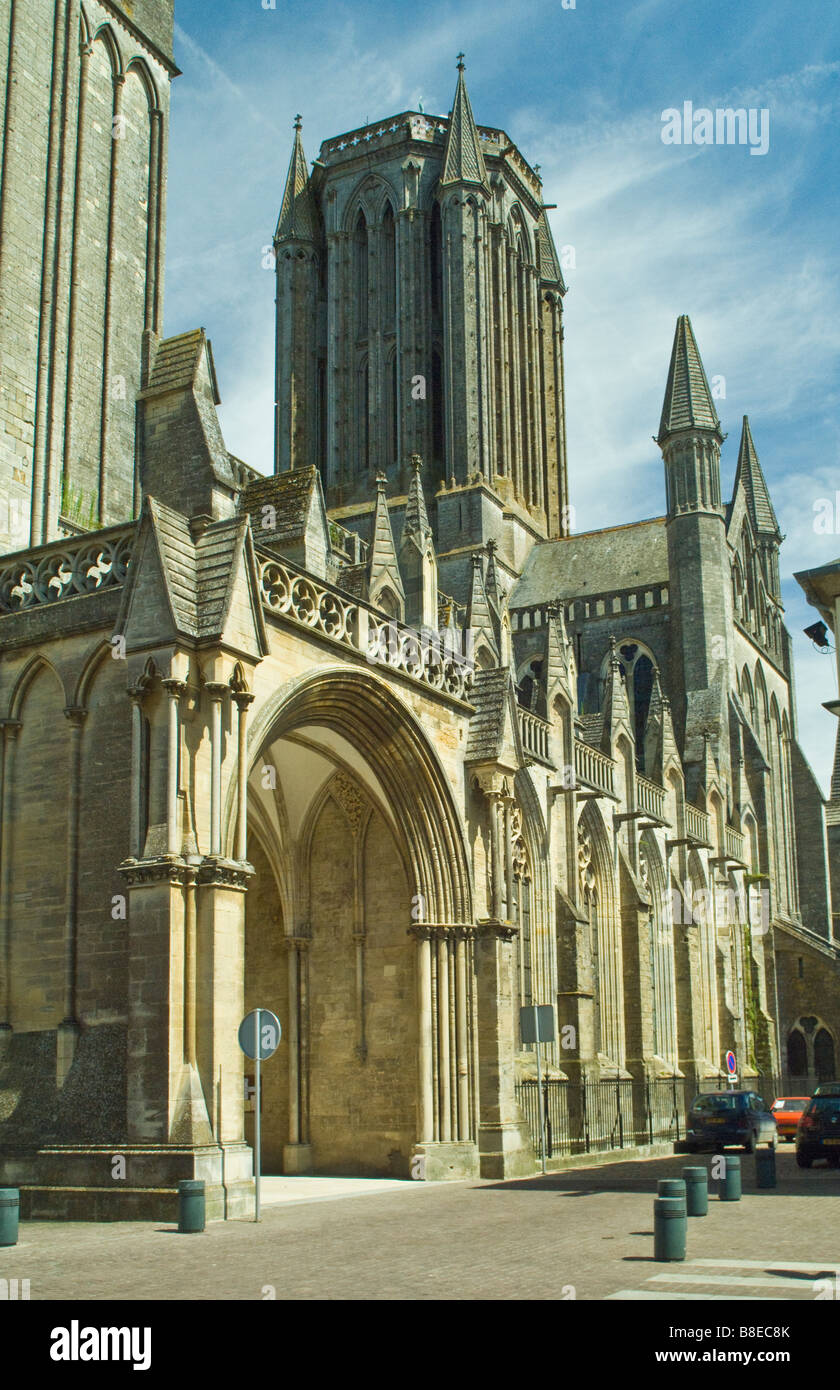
[514,1076,689,1159]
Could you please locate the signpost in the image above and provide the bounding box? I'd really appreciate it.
[519,1005,556,1174]
[238,1008,282,1222]
[725,1050,737,1085]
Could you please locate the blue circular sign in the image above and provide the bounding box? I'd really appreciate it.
[238,1008,282,1061]
[725,1050,737,1075]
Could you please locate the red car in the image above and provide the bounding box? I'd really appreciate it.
[771,1096,810,1141]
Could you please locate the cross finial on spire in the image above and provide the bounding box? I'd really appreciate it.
[456,51,465,70]
[294,114,302,131]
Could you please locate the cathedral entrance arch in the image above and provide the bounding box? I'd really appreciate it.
[234,668,474,1177]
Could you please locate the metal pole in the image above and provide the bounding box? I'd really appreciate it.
[535,1018,547,1175]
[255,1008,261,1223]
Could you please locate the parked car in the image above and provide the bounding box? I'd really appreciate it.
[685,1090,777,1154]
[771,1096,811,1141]
[796,1092,840,1168]
[813,1082,840,1098]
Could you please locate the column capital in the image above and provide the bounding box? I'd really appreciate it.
[161,678,187,698]
[204,681,229,700]
[232,690,255,712]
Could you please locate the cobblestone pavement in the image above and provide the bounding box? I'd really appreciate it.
[2,1148,838,1301]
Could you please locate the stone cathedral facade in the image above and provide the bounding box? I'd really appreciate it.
[0,6,838,1219]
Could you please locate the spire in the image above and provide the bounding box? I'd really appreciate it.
[400,453,432,550]
[440,54,488,189]
[484,538,504,617]
[535,210,566,290]
[733,416,781,539]
[465,552,499,666]
[643,665,678,777]
[657,315,722,444]
[275,115,317,243]
[544,600,570,700]
[367,472,405,615]
[602,636,631,751]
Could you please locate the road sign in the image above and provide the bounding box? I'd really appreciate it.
[519,1006,555,1176]
[238,1008,282,1222]
[520,1005,555,1045]
[238,1009,281,1061]
[725,1050,737,1076]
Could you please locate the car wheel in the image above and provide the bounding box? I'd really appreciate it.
[744,1132,757,1154]
[796,1153,812,1169]
[767,1136,777,1151]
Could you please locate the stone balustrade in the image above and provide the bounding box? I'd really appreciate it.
[517,707,553,765]
[0,524,134,614]
[257,553,474,705]
[637,774,666,822]
[685,802,712,846]
[574,740,616,797]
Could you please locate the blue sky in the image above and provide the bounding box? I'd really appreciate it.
[165,0,840,789]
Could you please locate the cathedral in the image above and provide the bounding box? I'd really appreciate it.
[0,2,837,1220]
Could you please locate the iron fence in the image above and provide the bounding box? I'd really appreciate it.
[514,1070,834,1164]
[514,1076,688,1159]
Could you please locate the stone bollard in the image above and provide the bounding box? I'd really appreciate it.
[755,1147,776,1189]
[0,1188,19,1247]
[718,1154,741,1202]
[682,1166,709,1216]
[177,1179,205,1233]
[653,1195,686,1262]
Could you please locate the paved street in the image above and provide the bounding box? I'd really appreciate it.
[2,1148,838,1301]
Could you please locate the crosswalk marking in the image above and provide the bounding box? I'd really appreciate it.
[689,1258,839,1274]
[606,1290,777,1301]
[606,1256,828,1301]
[649,1272,821,1289]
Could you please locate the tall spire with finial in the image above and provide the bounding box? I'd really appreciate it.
[275,114,317,243]
[441,53,488,189]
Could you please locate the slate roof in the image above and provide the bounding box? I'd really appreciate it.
[275,122,318,243]
[732,416,780,538]
[241,469,321,548]
[440,62,488,188]
[465,668,513,761]
[510,517,668,609]
[142,498,266,649]
[536,210,566,290]
[576,713,604,749]
[657,315,721,443]
[147,329,220,404]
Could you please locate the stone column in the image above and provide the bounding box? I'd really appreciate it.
[282,936,313,1172]
[0,720,21,1032]
[57,705,87,1083]
[98,72,126,522]
[232,689,254,862]
[455,928,472,1141]
[128,687,145,858]
[412,926,435,1144]
[488,791,504,920]
[438,933,452,1141]
[162,679,186,855]
[474,921,534,1179]
[206,683,227,856]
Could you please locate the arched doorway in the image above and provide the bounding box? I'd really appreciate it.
[237,669,473,1176]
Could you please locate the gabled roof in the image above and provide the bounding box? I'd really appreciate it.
[511,517,668,609]
[657,315,722,444]
[117,497,268,655]
[440,59,488,189]
[241,467,329,555]
[465,668,522,765]
[732,416,781,539]
[275,118,318,243]
[145,328,221,404]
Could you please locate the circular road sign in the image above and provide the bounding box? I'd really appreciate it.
[725,1050,737,1076]
[238,1008,282,1061]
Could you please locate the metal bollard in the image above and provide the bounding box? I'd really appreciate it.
[658,1177,686,1202]
[755,1147,776,1189]
[0,1188,19,1247]
[653,1195,686,1262]
[682,1166,708,1216]
[177,1179,205,1233]
[718,1154,741,1202]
